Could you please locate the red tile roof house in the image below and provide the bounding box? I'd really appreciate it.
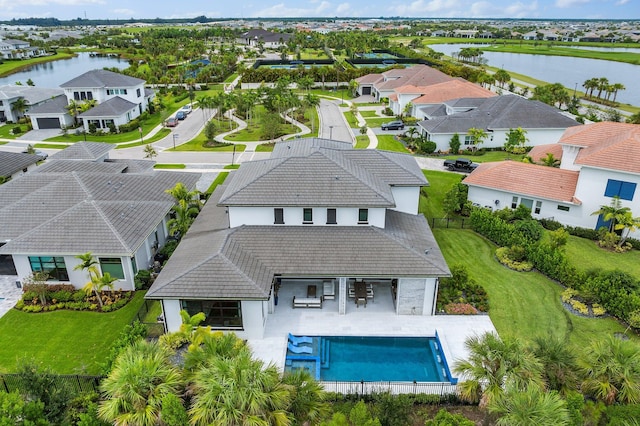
[463,122,640,234]
[354,64,454,101]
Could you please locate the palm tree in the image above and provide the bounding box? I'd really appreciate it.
[466,127,488,149]
[10,97,28,120]
[494,69,511,89]
[596,77,609,100]
[530,335,579,394]
[591,196,628,233]
[453,332,543,408]
[165,182,201,211]
[99,340,184,426]
[580,336,640,405]
[143,144,157,159]
[84,269,117,308]
[582,78,598,98]
[188,351,292,426]
[488,383,570,426]
[183,331,250,372]
[616,210,640,247]
[167,200,198,238]
[540,153,560,167]
[611,83,625,103]
[282,370,330,425]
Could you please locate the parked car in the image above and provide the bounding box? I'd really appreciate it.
[176,111,187,120]
[165,117,179,127]
[22,148,48,159]
[381,120,405,130]
[443,158,479,172]
[180,104,192,114]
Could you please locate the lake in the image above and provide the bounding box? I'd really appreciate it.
[0,52,129,88]
[430,43,639,106]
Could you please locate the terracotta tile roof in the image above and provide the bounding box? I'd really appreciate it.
[528,144,564,163]
[389,93,398,101]
[463,161,580,203]
[376,65,453,91]
[410,80,495,105]
[395,85,423,94]
[558,122,640,174]
[355,73,382,84]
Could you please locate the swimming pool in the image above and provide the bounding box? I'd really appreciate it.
[284,336,452,383]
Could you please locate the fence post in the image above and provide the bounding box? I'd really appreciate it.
[1,376,8,393]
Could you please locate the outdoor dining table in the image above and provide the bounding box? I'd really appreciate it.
[354,282,367,307]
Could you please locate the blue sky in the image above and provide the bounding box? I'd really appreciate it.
[0,0,635,21]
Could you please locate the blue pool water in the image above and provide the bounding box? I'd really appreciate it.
[285,336,450,382]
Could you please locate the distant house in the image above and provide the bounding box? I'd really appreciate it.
[0,85,65,124]
[238,29,292,48]
[0,142,199,289]
[0,151,45,181]
[464,122,640,235]
[146,138,450,338]
[0,38,46,59]
[354,64,454,101]
[58,69,155,133]
[416,95,579,152]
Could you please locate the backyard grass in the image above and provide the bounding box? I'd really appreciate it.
[354,135,369,149]
[433,228,636,347]
[0,291,146,374]
[376,135,409,153]
[0,124,20,139]
[565,235,640,279]
[440,150,525,163]
[420,170,464,218]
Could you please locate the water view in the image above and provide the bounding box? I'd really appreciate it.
[0,52,128,88]
[431,43,639,105]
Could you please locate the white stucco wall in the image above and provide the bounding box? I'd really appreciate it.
[162,299,182,332]
[424,128,569,152]
[396,278,436,315]
[229,206,386,228]
[391,186,420,215]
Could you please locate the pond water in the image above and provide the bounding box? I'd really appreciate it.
[430,43,639,105]
[0,52,129,88]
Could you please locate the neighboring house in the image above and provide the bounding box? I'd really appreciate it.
[0,151,45,181]
[59,69,155,133]
[417,95,579,152]
[354,64,454,101]
[27,95,75,130]
[0,85,64,123]
[146,138,450,339]
[0,38,46,59]
[464,122,640,235]
[237,29,292,48]
[388,80,495,117]
[0,142,199,290]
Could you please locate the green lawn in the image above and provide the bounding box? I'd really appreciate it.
[440,150,525,163]
[0,124,20,139]
[256,143,275,152]
[360,110,379,118]
[171,138,245,152]
[354,135,369,149]
[343,111,359,127]
[433,229,635,347]
[0,52,76,77]
[420,170,464,218]
[565,235,640,279]
[364,117,393,128]
[0,291,146,374]
[154,164,186,169]
[375,135,410,153]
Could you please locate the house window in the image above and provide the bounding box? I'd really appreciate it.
[358,208,369,224]
[303,208,313,224]
[181,300,242,328]
[557,205,570,212]
[136,88,141,97]
[464,135,475,146]
[520,198,533,211]
[274,208,284,224]
[534,201,542,215]
[99,258,125,280]
[604,179,636,201]
[511,196,518,209]
[327,208,337,224]
[28,256,69,281]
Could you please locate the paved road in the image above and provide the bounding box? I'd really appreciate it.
[318,98,353,143]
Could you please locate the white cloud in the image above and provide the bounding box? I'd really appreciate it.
[470,0,538,17]
[615,0,629,5]
[393,0,462,17]
[112,8,135,15]
[251,2,332,17]
[336,2,351,13]
[554,0,589,8]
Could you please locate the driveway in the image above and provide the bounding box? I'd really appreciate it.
[318,98,352,143]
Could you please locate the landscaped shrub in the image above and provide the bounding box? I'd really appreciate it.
[102,321,148,374]
[495,246,534,272]
[134,269,152,290]
[514,219,544,241]
[437,264,488,313]
[565,225,600,241]
[538,218,563,231]
[444,303,479,315]
[17,286,133,313]
[582,269,640,322]
[603,404,640,425]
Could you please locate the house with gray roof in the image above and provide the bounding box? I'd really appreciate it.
[0,85,64,124]
[417,95,580,152]
[0,151,45,181]
[0,142,199,290]
[146,138,450,339]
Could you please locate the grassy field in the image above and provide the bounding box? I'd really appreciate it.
[343,111,359,127]
[0,292,146,374]
[0,124,21,139]
[565,235,640,279]
[354,135,369,149]
[375,135,409,153]
[421,170,464,218]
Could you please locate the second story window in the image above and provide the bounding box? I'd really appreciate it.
[274,208,284,225]
[358,209,368,224]
[604,179,636,201]
[303,208,313,224]
[326,208,337,225]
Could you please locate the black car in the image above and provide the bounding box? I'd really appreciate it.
[443,158,479,172]
[176,111,187,120]
[381,120,405,130]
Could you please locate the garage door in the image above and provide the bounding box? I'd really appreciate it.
[36,118,61,129]
[362,86,371,95]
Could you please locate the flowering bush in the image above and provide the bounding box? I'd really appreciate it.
[444,303,479,315]
[561,288,579,303]
[495,247,534,272]
[569,299,589,315]
[592,303,607,317]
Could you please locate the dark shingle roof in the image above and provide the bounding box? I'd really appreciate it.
[0,152,43,178]
[78,97,137,118]
[60,69,144,89]
[25,94,68,115]
[49,142,113,160]
[34,159,128,174]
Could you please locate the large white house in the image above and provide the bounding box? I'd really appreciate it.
[464,122,640,234]
[146,139,450,339]
[354,64,453,101]
[0,142,200,291]
[417,95,580,152]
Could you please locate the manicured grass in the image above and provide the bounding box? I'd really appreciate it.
[433,229,636,347]
[224,164,240,170]
[364,117,392,128]
[256,143,275,152]
[343,111,359,127]
[481,44,640,66]
[116,129,172,149]
[360,110,379,118]
[440,150,525,163]
[171,138,245,152]
[420,170,464,218]
[354,135,369,149]
[154,164,186,169]
[33,143,69,150]
[0,291,146,374]
[565,235,640,279]
[375,135,409,153]
[0,124,20,139]
[205,171,229,195]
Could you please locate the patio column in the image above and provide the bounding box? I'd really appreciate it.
[338,277,347,315]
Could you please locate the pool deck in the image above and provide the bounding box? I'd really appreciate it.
[247,283,496,376]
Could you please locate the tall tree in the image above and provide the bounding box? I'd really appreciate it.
[530,335,579,394]
[504,127,528,153]
[591,196,628,233]
[466,127,488,148]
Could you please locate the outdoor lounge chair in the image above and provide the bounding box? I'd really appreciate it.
[288,333,313,346]
[288,342,313,354]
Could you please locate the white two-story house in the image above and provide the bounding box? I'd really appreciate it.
[464,122,640,235]
[59,69,154,133]
[146,138,450,339]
